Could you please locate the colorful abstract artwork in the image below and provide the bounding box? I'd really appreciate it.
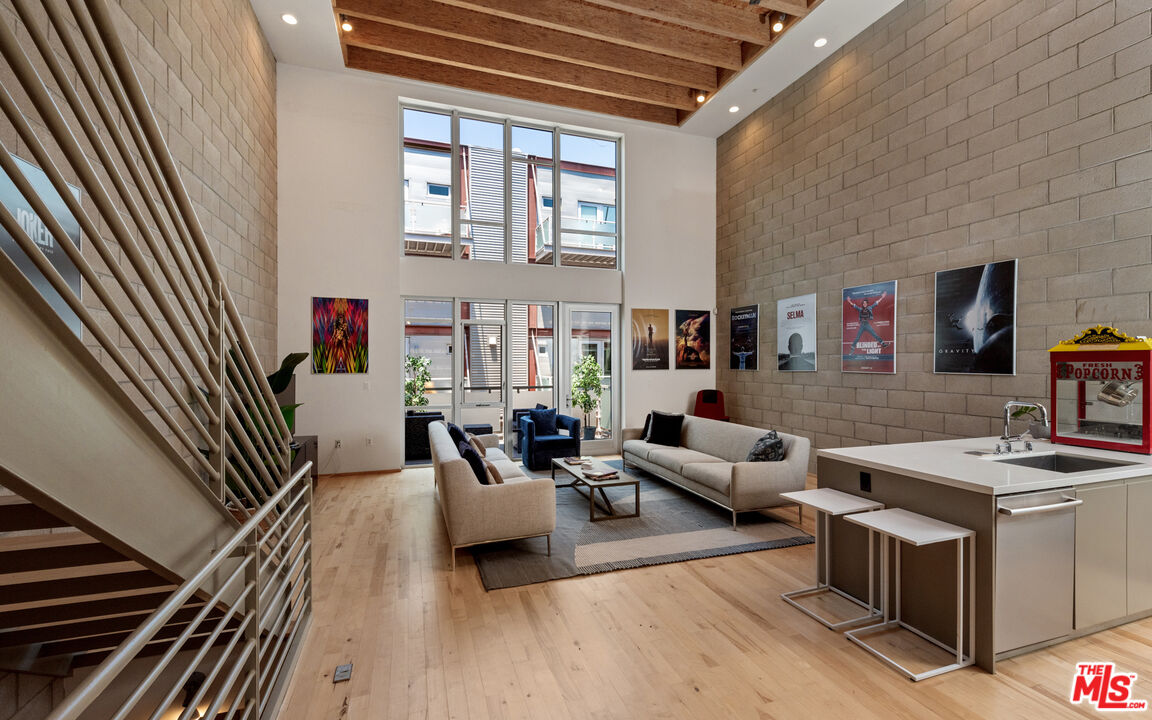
[312,297,368,374]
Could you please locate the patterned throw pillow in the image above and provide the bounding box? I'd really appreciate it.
[468,435,487,458]
[746,431,786,462]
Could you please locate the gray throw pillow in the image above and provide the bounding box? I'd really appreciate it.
[747,431,785,462]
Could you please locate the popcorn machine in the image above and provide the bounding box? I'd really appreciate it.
[1049,325,1151,454]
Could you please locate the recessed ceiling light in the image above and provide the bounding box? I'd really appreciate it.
[281,13,298,25]
[696,92,706,103]
[729,106,739,113]
[814,37,828,48]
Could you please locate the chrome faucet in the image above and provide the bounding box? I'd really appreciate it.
[1002,401,1049,442]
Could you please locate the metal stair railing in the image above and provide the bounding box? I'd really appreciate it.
[45,464,314,720]
[0,0,312,716]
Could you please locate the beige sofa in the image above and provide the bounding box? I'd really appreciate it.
[622,415,810,527]
[429,421,555,569]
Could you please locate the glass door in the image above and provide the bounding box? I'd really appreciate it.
[457,301,506,448]
[403,299,454,464]
[561,303,619,455]
[508,302,557,458]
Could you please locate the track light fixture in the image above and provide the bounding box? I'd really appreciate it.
[340,14,353,32]
[772,14,785,32]
[695,90,706,103]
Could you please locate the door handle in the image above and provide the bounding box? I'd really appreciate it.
[997,496,1083,516]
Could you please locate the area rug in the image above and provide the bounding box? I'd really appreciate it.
[471,460,813,591]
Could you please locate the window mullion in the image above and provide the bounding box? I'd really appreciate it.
[450,110,461,261]
[552,129,561,268]
[504,119,512,264]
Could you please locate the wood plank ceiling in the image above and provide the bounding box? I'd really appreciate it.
[333,0,822,125]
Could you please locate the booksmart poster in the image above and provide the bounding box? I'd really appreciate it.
[842,281,896,373]
[730,305,758,370]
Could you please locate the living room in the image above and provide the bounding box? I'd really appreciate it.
[2,0,1151,717]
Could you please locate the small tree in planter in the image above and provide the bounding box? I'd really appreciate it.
[570,354,604,439]
[404,355,432,411]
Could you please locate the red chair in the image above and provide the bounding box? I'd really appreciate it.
[693,390,729,421]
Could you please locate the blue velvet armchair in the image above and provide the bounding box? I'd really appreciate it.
[520,413,581,471]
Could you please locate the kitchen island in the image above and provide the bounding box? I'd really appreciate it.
[817,437,1152,672]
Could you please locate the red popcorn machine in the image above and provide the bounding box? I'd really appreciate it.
[1049,325,1151,454]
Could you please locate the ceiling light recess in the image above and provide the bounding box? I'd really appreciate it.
[729,106,739,113]
[281,13,298,25]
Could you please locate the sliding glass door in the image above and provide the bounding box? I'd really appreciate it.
[561,303,619,456]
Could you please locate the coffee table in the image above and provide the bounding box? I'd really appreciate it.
[551,457,640,522]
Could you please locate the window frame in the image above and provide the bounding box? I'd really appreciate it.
[400,102,622,270]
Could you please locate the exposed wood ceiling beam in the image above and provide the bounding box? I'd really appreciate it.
[747,0,811,16]
[337,0,719,90]
[347,46,680,125]
[578,0,777,45]
[347,19,698,110]
[421,0,743,70]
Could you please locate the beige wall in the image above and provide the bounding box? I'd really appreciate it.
[716,0,1151,457]
[0,0,278,363]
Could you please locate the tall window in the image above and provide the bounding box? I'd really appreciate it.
[402,105,621,269]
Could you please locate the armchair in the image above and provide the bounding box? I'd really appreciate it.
[520,412,581,471]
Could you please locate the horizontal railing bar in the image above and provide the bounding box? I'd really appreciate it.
[259,595,311,712]
[176,611,254,720]
[223,443,266,511]
[200,639,256,720]
[224,341,291,473]
[224,406,278,502]
[258,510,308,578]
[0,18,222,403]
[224,366,287,477]
[46,465,309,720]
[225,323,292,465]
[259,543,311,627]
[258,583,310,693]
[222,670,255,720]
[14,0,217,359]
[0,188,219,479]
[109,567,253,720]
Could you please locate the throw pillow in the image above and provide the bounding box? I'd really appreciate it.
[647,411,684,447]
[482,459,505,485]
[535,403,548,410]
[529,407,558,435]
[446,422,467,447]
[746,431,786,462]
[641,412,652,441]
[468,435,487,458]
[458,440,489,484]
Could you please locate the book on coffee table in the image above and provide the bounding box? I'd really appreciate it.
[564,456,593,464]
[583,470,618,481]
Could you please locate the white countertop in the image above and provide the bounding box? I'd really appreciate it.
[819,437,1152,496]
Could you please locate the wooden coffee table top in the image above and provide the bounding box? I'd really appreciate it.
[551,457,637,487]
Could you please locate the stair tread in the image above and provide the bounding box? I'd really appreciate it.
[0,560,145,587]
[0,495,69,532]
[0,530,96,550]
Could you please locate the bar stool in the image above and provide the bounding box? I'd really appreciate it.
[844,508,975,681]
[779,488,884,629]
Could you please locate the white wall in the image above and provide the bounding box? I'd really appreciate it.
[278,64,715,472]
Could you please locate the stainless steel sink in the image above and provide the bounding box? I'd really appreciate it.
[992,453,1137,473]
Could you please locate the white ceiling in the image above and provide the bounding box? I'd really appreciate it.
[249,0,903,138]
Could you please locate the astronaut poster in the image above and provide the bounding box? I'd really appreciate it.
[933,260,1017,374]
[842,281,896,374]
[729,305,758,370]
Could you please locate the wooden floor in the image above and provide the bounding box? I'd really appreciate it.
[277,466,1152,719]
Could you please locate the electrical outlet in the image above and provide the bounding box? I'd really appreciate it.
[334,439,342,449]
[365,436,373,446]
[860,471,871,493]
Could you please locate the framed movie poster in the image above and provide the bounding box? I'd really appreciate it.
[842,281,896,373]
[0,154,83,337]
[730,305,759,370]
[777,293,816,372]
[312,297,369,374]
[675,309,710,369]
[933,259,1017,374]
[631,308,669,370]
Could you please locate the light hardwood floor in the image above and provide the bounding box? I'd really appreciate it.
[277,466,1152,719]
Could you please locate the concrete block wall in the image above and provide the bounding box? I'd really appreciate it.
[716,0,1151,460]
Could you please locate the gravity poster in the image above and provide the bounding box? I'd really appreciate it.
[933,259,1017,374]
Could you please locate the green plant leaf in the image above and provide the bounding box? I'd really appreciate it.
[280,403,303,433]
[267,352,309,394]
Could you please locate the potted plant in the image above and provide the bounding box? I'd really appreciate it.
[1010,404,1050,439]
[404,355,432,412]
[571,355,604,440]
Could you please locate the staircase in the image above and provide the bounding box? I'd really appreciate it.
[0,1,311,718]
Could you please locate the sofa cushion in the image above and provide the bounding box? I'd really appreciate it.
[482,459,504,484]
[489,456,524,480]
[529,408,558,435]
[446,422,468,447]
[622,439,661,461]
[486,447,510,463]
[682,462,734,494]
[458,440,489,484]
[646,446,727,475]
[648,411,684,446]
[746,431,785,462]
